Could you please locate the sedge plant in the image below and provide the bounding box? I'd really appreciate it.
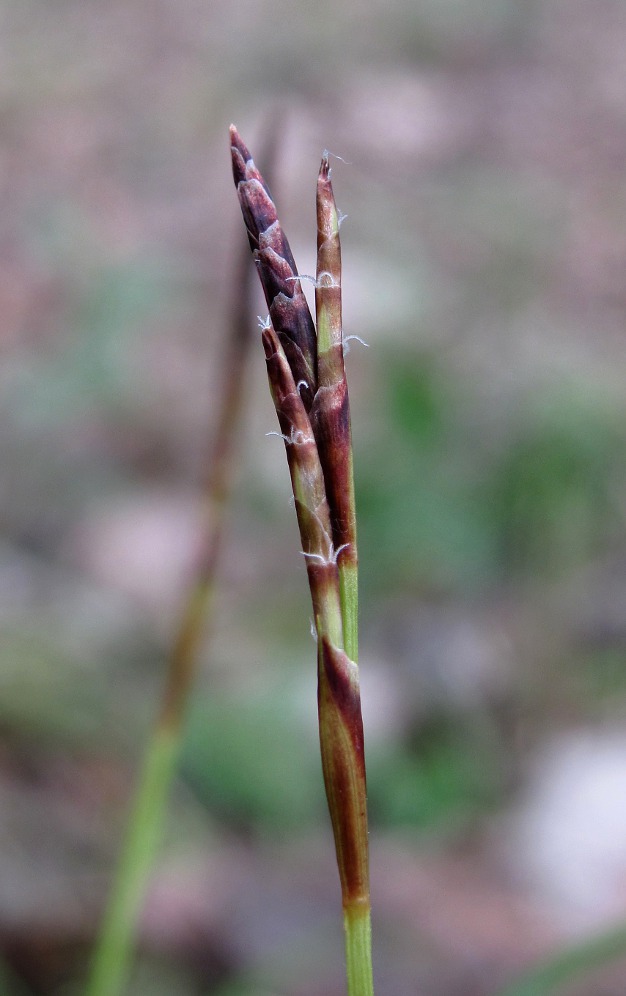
[230,126,374,996]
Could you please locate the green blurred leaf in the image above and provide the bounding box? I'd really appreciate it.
[367,715,504,831]
[486,402,626,578]
[180,690,323,832]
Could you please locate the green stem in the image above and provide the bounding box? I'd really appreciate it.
[85,726,179,996]
[339,555,359,664]
[86,152,261,993]
[344,903,374,996]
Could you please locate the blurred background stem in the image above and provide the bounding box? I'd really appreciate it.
[84,180,260,996]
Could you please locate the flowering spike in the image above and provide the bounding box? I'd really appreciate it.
[230,125,317,410]
[230,128,373,995]
[311,151,359,660]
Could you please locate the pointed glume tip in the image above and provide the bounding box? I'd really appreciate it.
[229,124,250,161]
[260,327,274,359]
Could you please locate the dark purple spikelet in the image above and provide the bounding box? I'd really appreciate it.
[230,125,317,409]
[230,130,277,250]
[261,325,333,569]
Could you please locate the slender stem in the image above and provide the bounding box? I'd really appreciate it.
[344,904,374,996]
[85,727,179,996]
[339,562,359,664]
[85,176,261,996]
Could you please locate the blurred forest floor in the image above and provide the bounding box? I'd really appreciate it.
[2,0,626,993]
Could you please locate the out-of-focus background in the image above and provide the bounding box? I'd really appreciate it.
[2,0,626,993]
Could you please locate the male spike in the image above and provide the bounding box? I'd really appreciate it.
[230,126,317,410]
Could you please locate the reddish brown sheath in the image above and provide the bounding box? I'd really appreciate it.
[318,635,369,907]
